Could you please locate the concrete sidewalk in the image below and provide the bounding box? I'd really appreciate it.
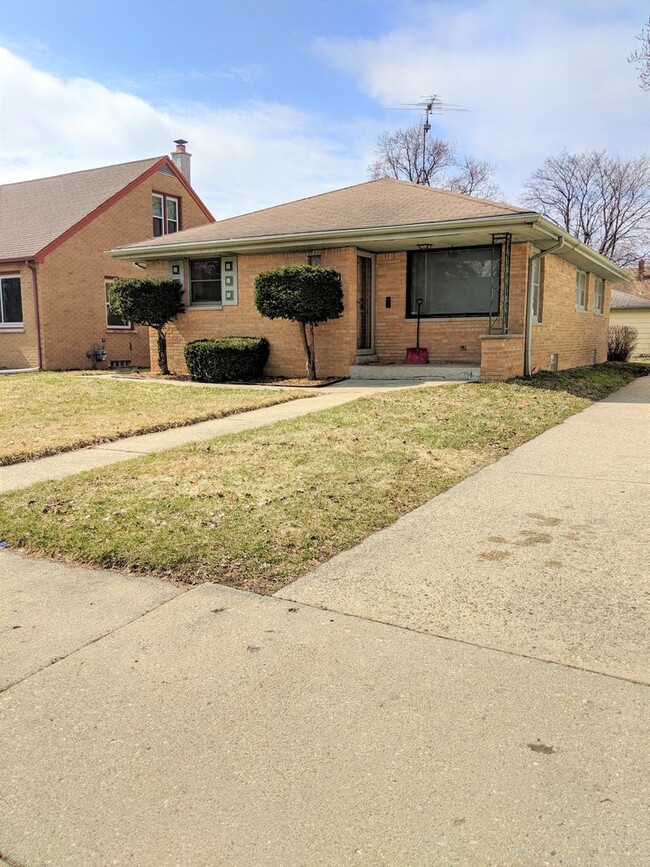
[1,377,648,865]
[280,376,650,683]
[0,379,433,494]
[1,556,647,866]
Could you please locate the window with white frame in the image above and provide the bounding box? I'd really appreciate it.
[105,279,131,328]
[190,259,222,304]
[166,197,179,233]
[0,274,23,326]
[530,257,542,322]
[188,258,238,306]
[152,193,180,236]
[594,276,604,313]
[575,270,587,310]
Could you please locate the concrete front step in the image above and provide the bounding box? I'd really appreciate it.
[349,363,480,381]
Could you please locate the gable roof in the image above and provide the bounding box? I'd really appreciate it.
[611,288,650,309]
[0,156,213,262]
[115,177,526,251]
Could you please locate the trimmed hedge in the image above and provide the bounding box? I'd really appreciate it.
[184,338,270,383]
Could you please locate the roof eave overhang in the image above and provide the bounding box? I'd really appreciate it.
[531,217,629,282]
[109,212,539,260]
[109,212,628,282]
[0,255,37,265]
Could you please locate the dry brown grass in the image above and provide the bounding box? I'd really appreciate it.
[0,371,306,465]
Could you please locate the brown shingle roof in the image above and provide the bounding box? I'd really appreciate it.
[0,157,163,260]
[118,177,528,250]
[611,289,650,309]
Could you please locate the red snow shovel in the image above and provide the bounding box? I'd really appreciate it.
[406,297,428,364]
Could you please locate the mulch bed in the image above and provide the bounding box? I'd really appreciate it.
[100,371,347,389]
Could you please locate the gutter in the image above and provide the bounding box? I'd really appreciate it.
[108,212,540,259]
[26,260,43,370]
[107,211,627,285]
[524,238,564,377]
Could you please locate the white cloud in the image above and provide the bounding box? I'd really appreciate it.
[0,46,366,217]
[314,0,649,199]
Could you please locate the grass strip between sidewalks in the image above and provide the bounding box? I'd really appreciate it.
[0,372,307,466]
[0,363,646,594]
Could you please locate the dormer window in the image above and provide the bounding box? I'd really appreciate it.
[152,193,180,237]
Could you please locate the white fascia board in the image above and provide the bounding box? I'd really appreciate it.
[108,213,540,260]
[108,212,627,282]
[531,218,629,282]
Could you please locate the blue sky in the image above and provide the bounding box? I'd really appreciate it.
[1,0,648,217]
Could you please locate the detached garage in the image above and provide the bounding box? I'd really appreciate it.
[610,290,650,359]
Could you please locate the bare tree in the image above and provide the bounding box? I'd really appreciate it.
[368,124,456,185]
[368,123,502,200]
[444,156,503,200]
[522,150,650,266]
[629,17,650,90]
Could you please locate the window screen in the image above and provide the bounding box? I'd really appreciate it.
[407,247,499,317]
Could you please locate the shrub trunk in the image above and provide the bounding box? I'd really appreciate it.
[157,328,170,376]
[298,322,317,380]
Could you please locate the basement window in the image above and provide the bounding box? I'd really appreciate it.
[0,274,23,326]
[407,247,499,318]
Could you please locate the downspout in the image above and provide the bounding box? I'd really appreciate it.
[524,237,564,377]
[26,260,43,370]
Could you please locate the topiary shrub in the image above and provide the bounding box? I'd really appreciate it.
[107,277,184,375]
[254,265,343,380]
[184,337,270,382]
[608,326,638,361]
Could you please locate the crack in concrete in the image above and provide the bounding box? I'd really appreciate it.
[274,594,650,688]
[0,585,194,695]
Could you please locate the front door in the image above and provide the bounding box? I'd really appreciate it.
[356,254,374,353]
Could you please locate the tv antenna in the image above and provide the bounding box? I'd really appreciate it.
[388,95,468,184]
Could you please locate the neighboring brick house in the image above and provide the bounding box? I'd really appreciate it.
[109,178,627,381]
[0,142,213,371]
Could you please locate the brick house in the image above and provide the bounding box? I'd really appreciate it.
[109,178,627,380]
[0,142,213,371]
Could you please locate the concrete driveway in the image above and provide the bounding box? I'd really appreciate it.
[1,376,648,865]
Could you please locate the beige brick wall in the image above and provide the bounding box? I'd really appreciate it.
[530,255,609,372]
[480,335,525,380]
[373,243,529,365]
[150,247,359,378]
[143,240,612,381]
[0,263,40,369]
[9,169,211,371]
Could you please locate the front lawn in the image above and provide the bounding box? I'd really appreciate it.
[0,372,307,466]
[1,363,645,593]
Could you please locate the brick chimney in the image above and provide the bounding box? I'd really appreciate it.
[638,259,646,280]
[171,139,191,184]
